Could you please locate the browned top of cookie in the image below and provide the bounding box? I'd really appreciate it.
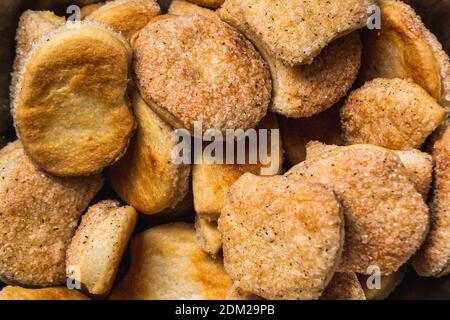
[271,32,361,118]
[286,145,429,275]
[219,174,344,300]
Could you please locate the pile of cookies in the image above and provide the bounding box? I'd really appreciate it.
[0,0,449,300]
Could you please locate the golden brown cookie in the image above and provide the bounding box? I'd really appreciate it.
[412,123,450,277]
[86,0,160,41]
[66,200,137,296]
[393,149,433,197]
[219,174,344,300]
[0,141,103,286]
[219,0,375,66]
[320,272,366,300]
[361,0,450,109]
[227,285,263,300]
[13,22,134,177]
[279,104,343,165]
[109,223,233,300]
[358,265,407,300]
[80,2,105,19]
[132,14,271,133]
[192,113,282,221]
[169,0,218,19]
[186,0,224,9]
[341,78,446,150]
[0,286,89,300]
[195,216,222,257]
[107,92,191,215]
[305,142,433,198]
[11,11,65,100]
[268,33,361,118]
[286,144,429,275]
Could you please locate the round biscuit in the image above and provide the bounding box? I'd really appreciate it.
[219,174,344,300]
[132,14,271,133]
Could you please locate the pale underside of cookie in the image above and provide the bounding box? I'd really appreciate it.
[219,174,344,300]
[286,145,429,275]
[320,272,366,300]
[158,185,194,216]
[86,0,161,41]
[109,223,233,300]
[0,141,103,286]
[10,10,65,101]
[14,22,135,177]
[305,142,433,198]
[412,123,450,277]
[279,103,343,165]
[341,78,446,150]
[66,200,137,296]
[132,14,271,133]
[361,0,450,109]
[107,92,191,215]
[195,216,222,257]
[218,0,375,66]
[358,265,407,300]
[0,286,89,300]
[192,113,283,221]
[269,32,362,118]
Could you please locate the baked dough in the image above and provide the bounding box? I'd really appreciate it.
[412,123,450,277]
[394,149,433,197]
[358,265,407,300]
[219,174,344,300]
[80,3,105,19]
[0,141,103,286]
[132,14,271,133]
[186,0,224,9]
[170,0,358,118]
[305,142,433,198]
[219,0,375,66]
[0,286,89,300]
[286,144,429,275]
[192,113,282,221]
[361,0,450,109]
[169,0,218,19]
[11,10,65,101]
[227,286,263,300]
[109,223,233,300]
[279,104,343,165]
[320,272,366,300]
[268,33,361,118]
[86,0,160,41]
[66,200,137,295]
[13,22,135,176]
[195,216,222,257]
[341,78,446,150]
